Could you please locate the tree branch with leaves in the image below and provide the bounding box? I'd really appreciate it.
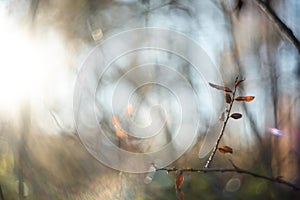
[155,77,299,200]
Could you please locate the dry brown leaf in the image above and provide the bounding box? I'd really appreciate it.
[176,173,184,190]
[125,104,133,115]
[235,96,255,102]
[115,126,127,138]
[234,79,245,87]
[209,82,232,93]
[112,116,127,138]
[231,113,242,119]
[219,112,225,121]
[218,145,233,154]
[225,93,232,104]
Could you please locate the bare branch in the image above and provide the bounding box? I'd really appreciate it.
[156,165,300,191]
[253,0,300,53]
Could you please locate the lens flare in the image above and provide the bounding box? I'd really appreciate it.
[0,10,69,115]
[268,128,283,136]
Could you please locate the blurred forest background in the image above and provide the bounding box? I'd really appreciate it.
[0,0,300,199]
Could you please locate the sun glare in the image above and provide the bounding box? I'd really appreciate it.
[0,11,67,113]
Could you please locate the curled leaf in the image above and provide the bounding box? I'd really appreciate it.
[175,173,184,190]
[218,146,233,154]
[231,113,242,119]
[209,82,232,93]
[225,93,232,104]
[234,79,245,87]
[219,112,225,121]
[235,96,255,102]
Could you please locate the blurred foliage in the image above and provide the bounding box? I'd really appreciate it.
[0,0,300,199]
[0,135,299,199]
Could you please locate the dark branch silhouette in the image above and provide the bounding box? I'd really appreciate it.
[253,0,300,53]
[156,163,300,191]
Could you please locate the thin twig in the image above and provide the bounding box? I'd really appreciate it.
[204,77,238,168]
[156,165,300,191]
[253,0,300,53]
